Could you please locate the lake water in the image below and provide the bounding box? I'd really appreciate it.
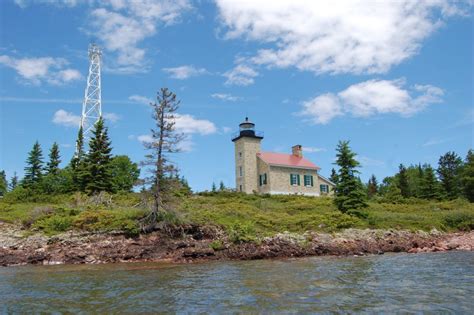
[1,251,473,313]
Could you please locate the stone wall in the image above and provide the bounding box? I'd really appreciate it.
[267,166,320,196]
[234,137,261,193]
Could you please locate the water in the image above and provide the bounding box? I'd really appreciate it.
[1,252,473,313]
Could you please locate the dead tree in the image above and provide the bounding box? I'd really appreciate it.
[141,88,184,232]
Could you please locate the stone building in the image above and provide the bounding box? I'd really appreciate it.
[232,118,335,196]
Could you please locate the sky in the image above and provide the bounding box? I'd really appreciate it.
[0,0,473,192]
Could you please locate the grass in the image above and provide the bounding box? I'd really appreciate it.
[0,191,473,238]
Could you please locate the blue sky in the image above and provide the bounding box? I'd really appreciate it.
[0,0,472,191]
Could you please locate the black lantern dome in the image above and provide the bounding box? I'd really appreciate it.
[231,117,264,142]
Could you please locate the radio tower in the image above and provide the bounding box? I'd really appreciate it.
[80,43,102,145]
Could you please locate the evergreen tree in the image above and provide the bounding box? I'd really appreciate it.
[333,140,367,213]
[0,170,7,196]
[397,164,410,198]
[367,174,378,198]
[84,117,113,193]
[419,165,442,200]
[9,172,18,190]
[329,168,338,184]
[23,141,44,187]
[46,142,61,175]
[219,181,226,191]
[384,182,403,203]
[211,182,217,192]
[109,155,140,192]
[460,150,474,202]
[437,151,463,200]
[70,126,87,191]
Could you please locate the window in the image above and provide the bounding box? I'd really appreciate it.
[239,152,242,159]
[239,166,243,177]
[320,184,329,193]
[239,185,242,192]
[304,175,313,187]
[259,173,267,186]
[290,174,300,186]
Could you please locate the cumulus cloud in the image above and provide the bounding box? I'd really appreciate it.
[358,156,385,167]
[52,109,81,127]
[103,112,120,123]
[211,93,241,102]
[174,114,217,135]
[302,147,327,153]
[215,1,469,81]
[128,94,153,105]
[162,65,208,79]
[223,63,258,86]
[299,79,444,124]
[0,55,82,85]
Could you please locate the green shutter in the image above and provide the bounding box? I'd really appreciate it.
[297,174,300,185]
[310,175,314,186]
[264,173,267,185]
[290,174,293,185]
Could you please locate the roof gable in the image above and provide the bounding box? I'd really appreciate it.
[257,152,320,170]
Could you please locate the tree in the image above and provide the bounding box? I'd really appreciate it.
[383,182,403,203]
[142,88,185,231]
[333,140,367,213]
[419,165,442,200]
[46,142,61,175]
[211,182,217,192]
[109,155,140,192]
[461,150,474,202]
[70,126,87,192]
[437,151,463,199]
[84,117,114,193]
[9,172,18,191]
[23,141,44,187]
[329,168,338,184]
[219,181,226,191]
[397,164,410,198]
[0,170,7,196]
[367,174,378,199]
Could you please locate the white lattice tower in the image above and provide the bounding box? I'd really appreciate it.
[80,43,102,145]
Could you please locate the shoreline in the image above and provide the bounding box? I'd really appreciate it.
[1,222,473,267]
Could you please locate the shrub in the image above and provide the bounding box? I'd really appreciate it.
[33,215,73,235]
[444,212,474,231]
[228,222,256,243]
[209,240,224,251]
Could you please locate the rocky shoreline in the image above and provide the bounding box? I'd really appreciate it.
[0,222,473,266]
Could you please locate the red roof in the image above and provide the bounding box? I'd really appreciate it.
[257,152,320,170]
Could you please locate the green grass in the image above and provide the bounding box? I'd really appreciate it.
[1,192,473,237]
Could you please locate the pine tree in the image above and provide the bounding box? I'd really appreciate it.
[211,182,217,192]
[367,174,378,198]
[70,126,88,192]
[23,141,44,187]
[437,151,463,200]
[419,165,442,200]
[84,117,113,193]
[329,168,338,184]
[0,170,7,196]
[219,181,226,191]
[9,172,18,190]
[460,150,474,202]
[397,164,410,198]
[46,142,61,175]
[333,140,367,213]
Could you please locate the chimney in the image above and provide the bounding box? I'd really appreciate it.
[292,145,303,158]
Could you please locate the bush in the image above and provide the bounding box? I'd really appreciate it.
[209,240,224,251]
[228,222,256,243]
[33,215,73,235]
[444,212,474,231]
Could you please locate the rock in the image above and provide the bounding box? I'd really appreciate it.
[182,247,215,258]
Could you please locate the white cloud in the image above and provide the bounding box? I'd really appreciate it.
[128,94,153,105]
[0,55,82,85]
[211,93,241,102]
[299,79,443,124]
[302,147,326,153]
[422,138,452,147]
[52,109,81,127]
[87,1,192,73]
[103,112,120,123]
[221,126,232,133]
[174,114,217,135]
[358,155,385,167]
[215,1,469,80]
[137,133,194,152]
[223,63,258,86]
[162,65,208,79]
[137,134,154,143]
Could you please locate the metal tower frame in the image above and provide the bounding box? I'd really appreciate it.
[80,43,102,144]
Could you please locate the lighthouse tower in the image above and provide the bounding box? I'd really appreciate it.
[231,117,264,193]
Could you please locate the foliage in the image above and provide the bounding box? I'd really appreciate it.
[397,164,410,198]
[461,150,474,202]
[46,142,61,175]
[419,165,442,200]
[333,140,367,213]
[84,117,114,193]
[367,174,378,199]
[109,155,140,192]
[443,211,474,231]
[209,239,224,250]
[219,181,226,191]
[39,168,74,195]
[228,222,257,243]
[437,151,463,200]
[9,172,18,191]
[23,141,44,188]
[211,182,217,192]
[329,168,338,185]
[0,170,7,197]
